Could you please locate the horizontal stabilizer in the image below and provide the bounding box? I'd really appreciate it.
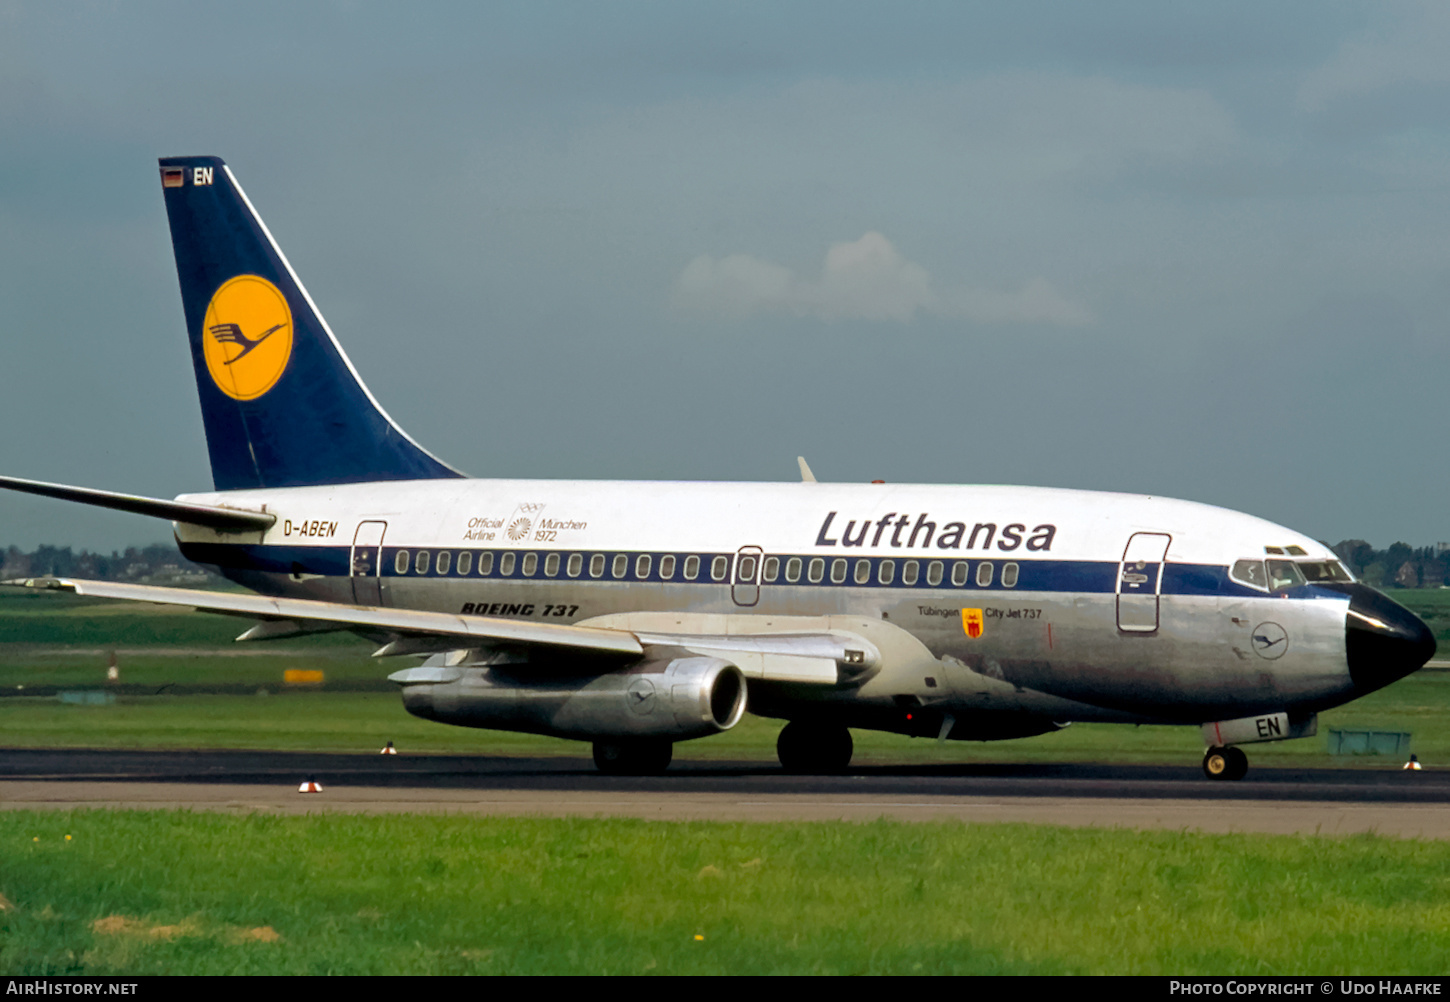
[0,475,275,533]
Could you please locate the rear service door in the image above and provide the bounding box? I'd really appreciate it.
[1117,532,1171,633]
[351,520,388,606]
[732,546,763,607]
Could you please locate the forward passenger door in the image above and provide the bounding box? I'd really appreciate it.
[1117,532,1171,633]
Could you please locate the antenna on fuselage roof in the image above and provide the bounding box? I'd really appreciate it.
[797,457,817,483]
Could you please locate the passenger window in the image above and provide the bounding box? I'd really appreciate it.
[902,560,919,586]
[499,552,516,576]
[738,555,757,581]
[522,553,538,577]
[590,553,605,578]
[926,560,944,586]
[830,559,847,584]
[952,561,969,586]
[436,551,451,575]
[1266,559,1306,591]
[684,555,700,580]
[567,553,582,578]
[854,559,871,584]
[878,559,895,585]
[478,551,494,575]
[612,554,629,579]
[808,558,825,583]
[636,554,652,579]
[763,556,780,582]
[975,562,992,587]
[711,556,728,581]
[1002,562,1019,588]
[416,551,430,574]
[786,557,802,583]
[394,550,410,575]
[1230,559,1267,590]
[457,552,472,575]
[544,553,560,577]
[659,555,676,580]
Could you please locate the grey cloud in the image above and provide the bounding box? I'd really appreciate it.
[675,232,1092,326]
[1298,1,1450,111]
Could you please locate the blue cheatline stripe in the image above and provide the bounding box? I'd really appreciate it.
[178,541,1343,600]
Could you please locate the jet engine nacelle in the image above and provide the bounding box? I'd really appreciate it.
[390,653,747,742]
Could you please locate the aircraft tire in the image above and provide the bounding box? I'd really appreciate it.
[593,739,673,776]
[777,720,853,774]
[1203,746,1248,781]
[1224,745,1249,780]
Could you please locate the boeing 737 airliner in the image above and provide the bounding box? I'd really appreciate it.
[1,156,1436,778]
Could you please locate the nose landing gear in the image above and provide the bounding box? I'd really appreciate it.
[1203,745,1248,781]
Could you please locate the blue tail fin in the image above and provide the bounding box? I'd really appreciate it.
[159,156,463,490]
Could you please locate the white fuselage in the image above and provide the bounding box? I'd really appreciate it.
[174,479,1364,731]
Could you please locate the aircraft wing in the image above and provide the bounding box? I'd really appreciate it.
[10,577,644,659]
[5,578,870,683]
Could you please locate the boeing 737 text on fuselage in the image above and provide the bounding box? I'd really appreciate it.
[0,156,1435,778]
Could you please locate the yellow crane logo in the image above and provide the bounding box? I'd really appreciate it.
[202,275,293,400]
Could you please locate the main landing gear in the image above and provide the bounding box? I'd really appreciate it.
[1202,745,1248,781]
[593,738,673,775]
[777,720,854,774]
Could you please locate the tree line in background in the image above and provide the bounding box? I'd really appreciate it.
[1,539,1447,590]
[0,543,221,586]
[1331,541,1450,590]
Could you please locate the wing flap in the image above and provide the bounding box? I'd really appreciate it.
[631,630,876,684]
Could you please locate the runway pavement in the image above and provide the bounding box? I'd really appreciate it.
[3,748,1449,838]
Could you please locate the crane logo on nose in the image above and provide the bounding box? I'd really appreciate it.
[202,275,294,400]
[1251,622,1289,660]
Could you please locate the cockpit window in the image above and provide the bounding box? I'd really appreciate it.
[1298,559,1352,583]
[1266,559,1307,591]
[1230,559,1267,590]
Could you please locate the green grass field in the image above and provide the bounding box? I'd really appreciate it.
[2,812,1449,975]
[1,677,1447,766]
[0,588,1445,765]
[1401,587,1450,646]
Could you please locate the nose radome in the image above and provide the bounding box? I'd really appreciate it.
[1337,584,1437,693]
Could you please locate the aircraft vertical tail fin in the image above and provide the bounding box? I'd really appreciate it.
[158,156,463,491]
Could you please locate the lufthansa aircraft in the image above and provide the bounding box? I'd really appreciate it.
[1,156,1436,778]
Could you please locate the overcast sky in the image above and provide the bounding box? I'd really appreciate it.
[1,1,1447,551]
